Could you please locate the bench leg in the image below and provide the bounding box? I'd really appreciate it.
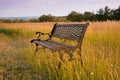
[77,48,83,67]
[43,47,45,52]
[35,44,39,53]
[58,50,63,69]
[78,51,83,67]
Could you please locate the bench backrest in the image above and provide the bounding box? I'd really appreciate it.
[50,23,89,42]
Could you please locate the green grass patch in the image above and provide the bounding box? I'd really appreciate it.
[0,28,35,38]
[0,28,23,37]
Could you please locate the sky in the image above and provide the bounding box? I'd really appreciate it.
[0,0,120,17]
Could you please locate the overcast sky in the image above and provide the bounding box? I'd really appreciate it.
[0,0,120,17]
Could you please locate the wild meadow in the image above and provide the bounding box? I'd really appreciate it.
[0,21,120,80]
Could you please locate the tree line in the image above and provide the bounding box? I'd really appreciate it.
[0,6,120,23]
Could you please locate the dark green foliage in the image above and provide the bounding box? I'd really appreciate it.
[112,6,120,20]
[39,15,68,22]
[84,12,94,21]
[67,6,120,22]
[96,8,105,21]
[1,19,13,23]
[39,14,58,22]
[67,11,83,22]
[96,6,111,21]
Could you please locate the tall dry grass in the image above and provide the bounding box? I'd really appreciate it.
[0,21,120,80]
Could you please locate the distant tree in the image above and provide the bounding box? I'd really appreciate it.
[104,6,111,20]
[113,6,120,20]
[96,8,105,21]
[83,11,94,21]
[67,11,83,21]
[3,19,13,23]
[109,9,114,20]
[39,14,58,22]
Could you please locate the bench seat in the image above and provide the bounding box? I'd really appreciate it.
[31,39,75,52]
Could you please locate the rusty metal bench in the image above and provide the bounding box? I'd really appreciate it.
[30,23,89,66]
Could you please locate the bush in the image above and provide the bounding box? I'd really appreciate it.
[39,14,58,22]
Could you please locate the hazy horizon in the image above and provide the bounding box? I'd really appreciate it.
[0,0,120,17]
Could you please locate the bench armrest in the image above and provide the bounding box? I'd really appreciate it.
[36,31,50,38]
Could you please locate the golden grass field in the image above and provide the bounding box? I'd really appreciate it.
[0,21,120,80]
